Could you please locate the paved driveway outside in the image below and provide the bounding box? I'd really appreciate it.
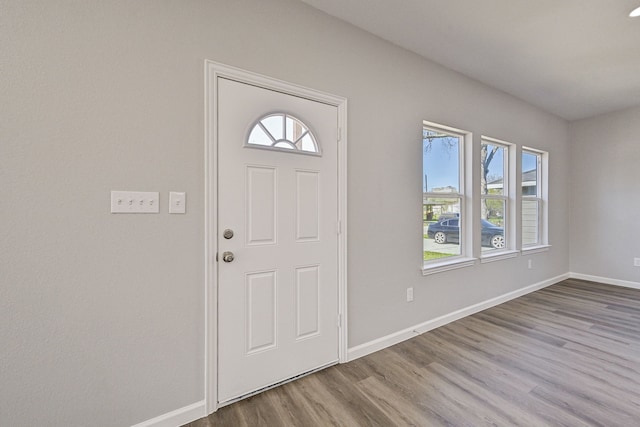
[423,238,460,255]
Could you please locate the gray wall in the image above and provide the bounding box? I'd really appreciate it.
[570,106,640,280]
[1,0,570,425]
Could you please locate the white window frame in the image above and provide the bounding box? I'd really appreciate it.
[480,136,518,263]
[521,147,550,252]
[422,121,474,275]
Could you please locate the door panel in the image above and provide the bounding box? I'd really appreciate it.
[217,77,339,403]
[245,270,277,354]
[245,166,277,245]
[295,265,320,339]
[295,170,320,242]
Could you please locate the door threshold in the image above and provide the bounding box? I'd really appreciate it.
[218,359,338,408]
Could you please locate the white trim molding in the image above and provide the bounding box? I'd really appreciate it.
[204,60,348,415]
[130,401,206,427]
[347,273,570,361]
[480,250,519,264]
[569,272,640,290]
[521,244,551,255]
[422,257,476,275]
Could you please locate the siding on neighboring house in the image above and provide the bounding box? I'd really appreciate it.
[487,169,539,245]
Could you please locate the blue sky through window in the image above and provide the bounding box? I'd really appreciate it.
[423,130,539,193]
[522,152,538,174]
[485,144,504,182]
[423,132,459,192]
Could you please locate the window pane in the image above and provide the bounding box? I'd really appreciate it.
[261,115,284,141]
[285,116,305,142]
[424,198,461,261]
[481,199,505,252]
[481,144,504,196]
[522,152,538,196]
[274,141,295,149]
[248,125,272,146]
[423,129,460,193]
[247,114,319,154]
[522,199,539,246]
[299,134,316,152]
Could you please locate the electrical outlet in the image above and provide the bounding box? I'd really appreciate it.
[407,287,414,302]
[634,258,640,267]
[528,259,533,269]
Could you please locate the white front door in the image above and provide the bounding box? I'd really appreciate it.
[217,77,340,404]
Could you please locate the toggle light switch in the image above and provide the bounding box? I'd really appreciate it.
[169,192,186,214]
[111,191,160,213]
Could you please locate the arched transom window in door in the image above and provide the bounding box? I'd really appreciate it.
[246,113,320,155]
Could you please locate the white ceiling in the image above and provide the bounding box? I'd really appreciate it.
[299,0,640,120]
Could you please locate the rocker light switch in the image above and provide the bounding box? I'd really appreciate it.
[169,192,186,214]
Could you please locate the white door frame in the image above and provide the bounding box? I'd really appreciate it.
[204,60,348,414]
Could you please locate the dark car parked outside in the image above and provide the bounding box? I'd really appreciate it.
[427,218,504,249]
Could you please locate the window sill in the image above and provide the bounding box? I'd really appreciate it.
[480,250,520,264]
[422,257,476,276]
[521,245,551,254]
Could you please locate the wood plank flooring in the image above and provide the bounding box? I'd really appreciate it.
[187,279,640,426]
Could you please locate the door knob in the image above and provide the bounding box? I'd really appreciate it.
[222,251,235,263]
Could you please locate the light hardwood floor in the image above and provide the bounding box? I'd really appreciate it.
[188,279,640,426]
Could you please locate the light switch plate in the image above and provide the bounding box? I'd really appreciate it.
[169,191,186,214]
[111,191,160,213]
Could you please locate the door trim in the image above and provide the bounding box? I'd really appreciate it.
[204,60,348,415]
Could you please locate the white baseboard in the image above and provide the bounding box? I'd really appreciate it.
[569,272,640,290]
[131,400,206,427]
[347,273,570,361]
[130,272,639,426]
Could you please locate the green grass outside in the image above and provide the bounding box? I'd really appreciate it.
[424,251,456,261]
